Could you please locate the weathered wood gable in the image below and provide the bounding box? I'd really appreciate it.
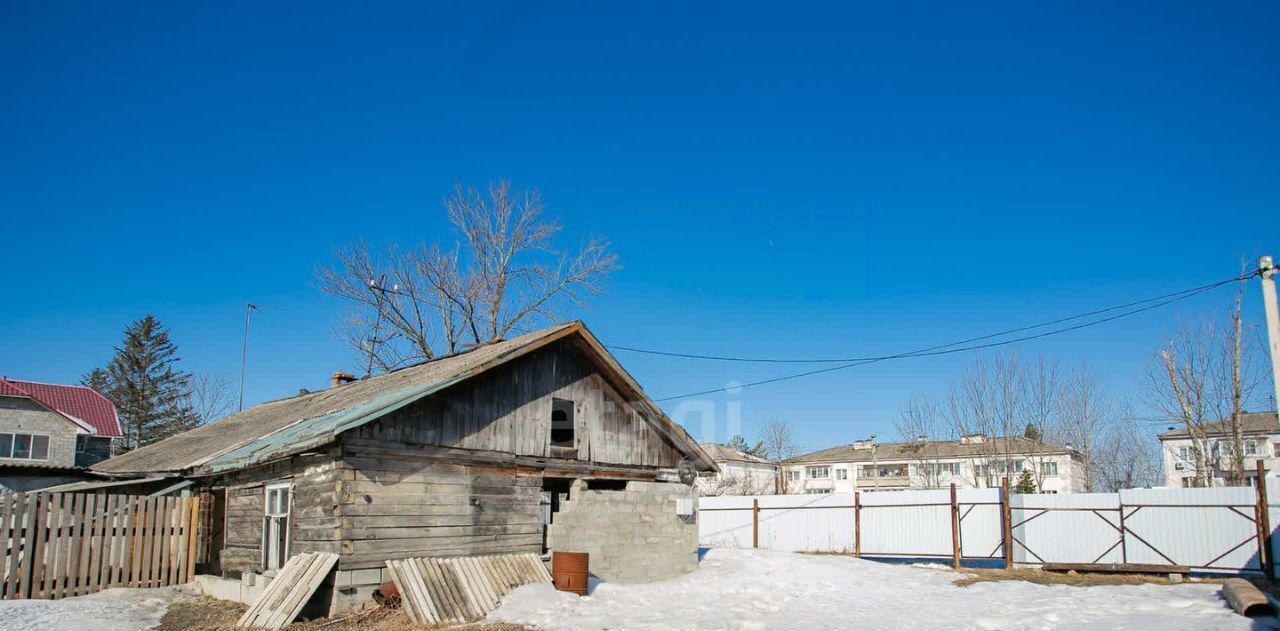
[347,339,686,468]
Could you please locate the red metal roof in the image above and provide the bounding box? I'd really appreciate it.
[0,378,123,438]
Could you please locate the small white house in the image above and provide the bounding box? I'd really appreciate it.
[782,434,1086,494]
[1157,411,1280,487]
[696,443,779,495]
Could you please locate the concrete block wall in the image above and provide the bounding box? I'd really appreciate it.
[546,479,698,583]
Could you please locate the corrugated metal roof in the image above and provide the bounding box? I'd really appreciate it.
[1157,411,1280,439]
[0,378,122,437]
[785,435,1074,465]
[94,322,715,475]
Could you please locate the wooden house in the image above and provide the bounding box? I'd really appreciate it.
[92,322,715,611]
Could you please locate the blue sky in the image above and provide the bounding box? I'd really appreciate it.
[2,2,1278,453]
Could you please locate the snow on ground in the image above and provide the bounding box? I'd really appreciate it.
[489,548,1271,631]
[0,584,197,631]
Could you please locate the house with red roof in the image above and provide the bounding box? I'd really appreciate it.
[0,377,122,491]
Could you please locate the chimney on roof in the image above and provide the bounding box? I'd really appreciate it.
[917,435,928,443]
[331,372,357,389]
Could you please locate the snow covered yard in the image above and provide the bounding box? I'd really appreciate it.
[488,548,1271,630]
[0,584,198,631]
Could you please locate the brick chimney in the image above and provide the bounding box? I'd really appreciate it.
[331,372,357,389]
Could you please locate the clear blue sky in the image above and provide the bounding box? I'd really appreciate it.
[2,2,1278,453]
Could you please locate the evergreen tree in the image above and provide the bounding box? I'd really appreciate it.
[101,316,200,451]
[725,434,767,458]
[1023,422,1042,442]
[80,367,113,396]
[1013,470,1038,494]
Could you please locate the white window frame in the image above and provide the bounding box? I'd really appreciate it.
[0,432,50,461]
[835,468,848,480]
[1040,461,1058,476]
[262,482,292,571]
[787,470,800,482]
[806,466,830,479]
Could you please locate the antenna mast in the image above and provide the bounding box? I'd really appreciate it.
[240,303,259,411]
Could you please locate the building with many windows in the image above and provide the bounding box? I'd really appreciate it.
[1157,412,1280,488]
[782,434,1086,494]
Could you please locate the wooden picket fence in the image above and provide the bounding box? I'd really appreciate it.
[0,492,201,599]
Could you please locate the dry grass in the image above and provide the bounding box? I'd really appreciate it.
[953,567,1202,588]
[158,596,534,631]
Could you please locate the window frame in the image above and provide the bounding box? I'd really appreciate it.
[806,465,831,479]
[0,432,50,461]
[262,482,293,571]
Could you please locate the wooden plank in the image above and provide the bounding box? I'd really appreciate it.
[0,492,13,600]
[1041,562,1191,575]
[159,497,174,586]
[18,493,39,599]
[44,494,64,599]
[3,493,21,599]
[420,558,464,623]
[65,493,83,597]
[236,552,337,630]
[185,496,201,582]
[29,494,49,598]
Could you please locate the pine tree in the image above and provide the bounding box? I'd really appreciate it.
[102,316,200,451]
[1023,422,1042,442]
[1013,470,1038,494]
[80,367,112,396]
[726,434,767,459]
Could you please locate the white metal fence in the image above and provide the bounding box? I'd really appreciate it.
[700,484,1280,576]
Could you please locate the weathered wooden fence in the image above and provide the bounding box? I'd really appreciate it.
[1,492,201,599]
[700,479,1279,577]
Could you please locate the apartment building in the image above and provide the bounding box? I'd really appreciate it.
[782,434,1086,494]
[1157,411,1280,487]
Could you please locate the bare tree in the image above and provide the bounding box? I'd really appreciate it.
[1093,404,1161,492]
[758,418,800,493]
[1145,287,1267,488]
[945,351,1028,488]
[895,395,950,488]
[1056,362,1114,492]
[187,373,236,426]
[317,181,620,372]
[1023,355,1062,491]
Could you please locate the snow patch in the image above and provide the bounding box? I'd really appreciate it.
[0,584,198,631]
[487,548,1267,630]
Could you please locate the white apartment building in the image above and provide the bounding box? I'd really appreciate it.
[782,434,1086,495]
[696,443,780,495]
[1157,411,1280,488]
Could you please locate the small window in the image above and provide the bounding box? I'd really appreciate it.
[0,434,11,458]
[1245,440,1259,456]
[263,483,292,571]
[786,470,800,482]
[1040,462,1058,476]
[835,468,848,480]
[1,433,49,461]
[550,399,575,449]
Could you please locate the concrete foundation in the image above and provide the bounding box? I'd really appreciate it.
[545,479,698,583]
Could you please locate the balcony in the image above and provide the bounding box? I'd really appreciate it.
[855,476,909,489]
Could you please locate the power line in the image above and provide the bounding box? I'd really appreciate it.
[649,271,1257,402]
[612,274,1253,364]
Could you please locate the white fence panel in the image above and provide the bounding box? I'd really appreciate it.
[956,488,1003,561]
[1010,493,1121,566]
[860,489,953,558]
[758,493,856,552]
[698,495,756,549]
[1119,487,1261,572]
[1269,484,1280,579]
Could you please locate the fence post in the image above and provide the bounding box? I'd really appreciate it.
[854,491,861,559]
[1001,477,1013,569]
[752,498,759,549]
[949,483,961,570]
[1257,460,1273,579]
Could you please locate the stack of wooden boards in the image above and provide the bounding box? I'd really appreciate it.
[385,552,554,624]
[237,552,339,629]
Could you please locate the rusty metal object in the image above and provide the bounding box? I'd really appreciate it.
[552,551,590,596]
[372,579,401,607]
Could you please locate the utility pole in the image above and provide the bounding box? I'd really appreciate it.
[1259,257,1280,430]
[240,303,259,411]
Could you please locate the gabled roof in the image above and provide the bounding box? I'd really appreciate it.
[785,435,1075,465]
[1158,412,1280,440]
[699,443,774,466]
[94,322,715,475]
[0,378,122,437]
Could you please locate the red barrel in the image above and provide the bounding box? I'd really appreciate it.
[551,551,589,596]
